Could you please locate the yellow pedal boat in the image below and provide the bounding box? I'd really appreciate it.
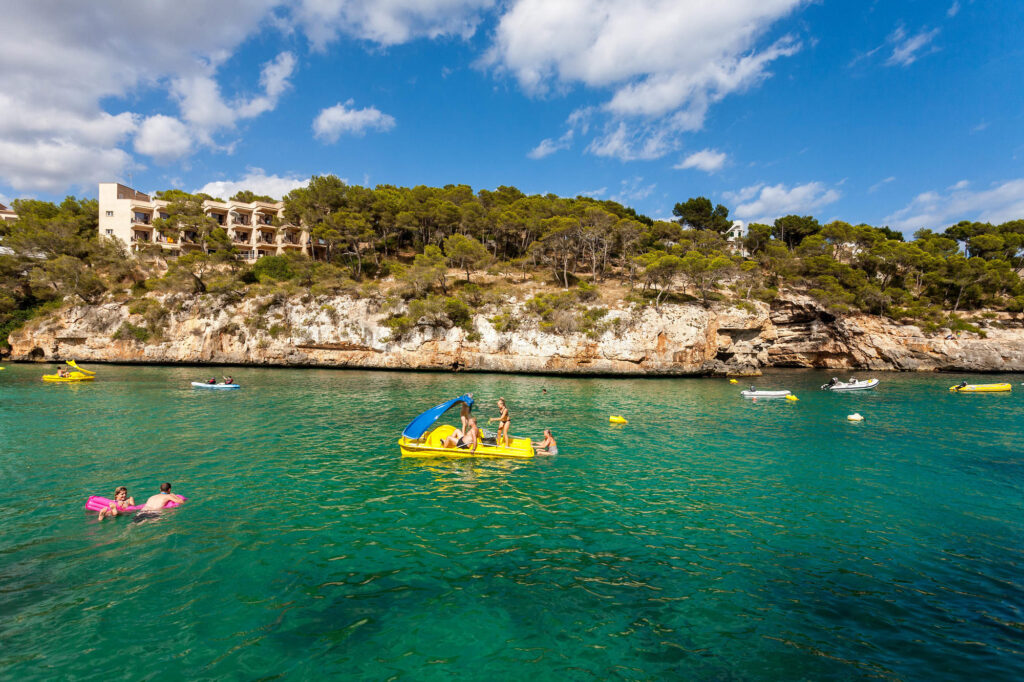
[42,372,94,382]
[398,394,534,459]
[949,382,1011,393]
[42,360,96,383]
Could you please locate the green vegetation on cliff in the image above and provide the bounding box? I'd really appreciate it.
[3,175,1024,348]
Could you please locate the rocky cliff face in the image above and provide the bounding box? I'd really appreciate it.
[8,292,1024,374]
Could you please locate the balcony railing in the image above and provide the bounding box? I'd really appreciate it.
[131,233,151,242]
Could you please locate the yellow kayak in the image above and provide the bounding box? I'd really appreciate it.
[399,424,534,459]
[42,372,94,382]
[949,382,1011,393]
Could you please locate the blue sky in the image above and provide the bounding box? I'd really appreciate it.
[2,0,1023,234]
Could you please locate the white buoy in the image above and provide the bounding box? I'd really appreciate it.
[847,413,864,422]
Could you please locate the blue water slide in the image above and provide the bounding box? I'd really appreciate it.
[401,394,475,439]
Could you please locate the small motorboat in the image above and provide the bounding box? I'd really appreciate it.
[398,394,534,459]
[740,387,791,398]
[191,382,240,390]
[43,360,95,383]
[949,382,1011,393]
[821,378,879,391]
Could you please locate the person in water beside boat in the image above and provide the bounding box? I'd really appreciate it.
[489,397,512,448]
[534,429,558,455]
[443,417,479,452]
[97,486,135,521]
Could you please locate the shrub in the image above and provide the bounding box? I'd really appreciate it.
[490,310,521,332]
[383,314,415,341]
[252,255,294,282]
[112,321,150,342]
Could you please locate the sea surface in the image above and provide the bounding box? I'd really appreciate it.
[1,364,1023,680]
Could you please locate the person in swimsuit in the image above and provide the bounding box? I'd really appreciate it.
[443,417,478,453]
[133,482,186,523]
[488,398,511,448]
[534,429,558,455]
[97,486,135,520]
[58,367,71,378]
[459,396,473,434]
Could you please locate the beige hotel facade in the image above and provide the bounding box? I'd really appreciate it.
[98,183,311,261]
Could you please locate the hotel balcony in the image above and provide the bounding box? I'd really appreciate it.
[130,231,151,243]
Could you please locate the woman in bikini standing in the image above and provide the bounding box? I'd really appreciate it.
[489,397,512,448]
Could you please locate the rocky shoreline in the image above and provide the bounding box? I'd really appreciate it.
[7,292,1024,375]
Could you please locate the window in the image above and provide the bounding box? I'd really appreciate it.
[105,229,113,235]
[106,210,114,217]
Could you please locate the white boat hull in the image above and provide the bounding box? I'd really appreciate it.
[740,389,791,398]
[191,382,240,390]
[822,379,879,392]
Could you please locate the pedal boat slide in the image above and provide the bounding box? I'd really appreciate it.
[398,394,534,459]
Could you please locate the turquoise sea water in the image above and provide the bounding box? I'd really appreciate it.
[1,364,1023,680]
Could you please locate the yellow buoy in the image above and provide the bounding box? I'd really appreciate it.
[786,394,799,401]
[609,415,628,424]
[729,379,738,384]
[847,413,864,422]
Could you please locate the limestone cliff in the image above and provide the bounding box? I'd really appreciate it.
[8,292,1024,374]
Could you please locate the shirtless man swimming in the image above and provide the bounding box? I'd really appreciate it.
[132,482,185,518]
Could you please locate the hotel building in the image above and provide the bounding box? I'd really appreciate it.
[98,183,310,261]
[0,202,17,223]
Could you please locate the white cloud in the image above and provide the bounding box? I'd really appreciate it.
[196,169,308,200]
[293,0,496,50]
[611,176,656,205]
[0,1,289,191]
[885,25,940,67]
[579,187,607,198]
[313,100,396,142]
[485,0,806,161]
[886,179,1024,233]
[947,2,960,18]
[134,115,193,163]
[528,131,573,159]
[171,51,297,147]
[675,149,727,173]
[726,181,841,224]
[868,176,896,193]
[0,139,134,194]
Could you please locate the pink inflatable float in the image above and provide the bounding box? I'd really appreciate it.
[85,495,185,513]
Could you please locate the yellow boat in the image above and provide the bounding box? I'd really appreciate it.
[398,394,534,459]
[42,360,95,383]
[42,372,94,382]
[949,382,1011,393]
